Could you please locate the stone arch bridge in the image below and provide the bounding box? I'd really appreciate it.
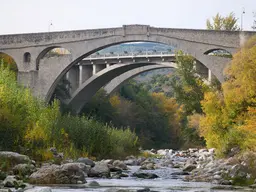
[0,25,255,113]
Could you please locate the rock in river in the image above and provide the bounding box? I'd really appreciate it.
[29,163,87,184]
[132,172,159,179]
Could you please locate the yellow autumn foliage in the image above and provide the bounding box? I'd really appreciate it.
[109,94,121,107]
[200,35,256,155]
[152,92,183,136]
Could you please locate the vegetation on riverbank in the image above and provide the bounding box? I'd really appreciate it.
[199,36,256,156]
[0,59,138,161]
[81,82,184,150]
[81,51,208,150]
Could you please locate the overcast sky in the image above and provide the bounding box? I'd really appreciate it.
[1,0,256,34]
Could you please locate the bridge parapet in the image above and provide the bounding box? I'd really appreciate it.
[0,25,255,50]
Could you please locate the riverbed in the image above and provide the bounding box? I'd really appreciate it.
[49,166,248,192]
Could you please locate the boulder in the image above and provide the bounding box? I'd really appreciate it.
[161,159,174,167]
[113,160,128,170]
[229,164,248,179]
[103,159,114,165]
[88,162,110,178]
[29,163,87,184]
[108,165,122,172]
[171,172,189,176]
[183,164,196,172]
[3,175,25,188]
[0,189,12,192]
[140,162,155,170]
[124,159,138,166]
[132,172,158,179]
[3,176,18,187]
[0,152,31,171]
[250,184,256,189]
[157,149,168,156]
[77,158,95,167]
[88,181,100,187]
[13,163,36,177]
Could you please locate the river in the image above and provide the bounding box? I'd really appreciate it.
[48,166,247,192]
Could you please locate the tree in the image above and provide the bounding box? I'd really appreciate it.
[51,77,72,102]
[206,12,239,31]
[170,51,207,115]
[200,35,256,155]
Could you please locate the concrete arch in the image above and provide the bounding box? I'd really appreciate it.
[66,62,161,113]
[104,64,176,95]
[45,33,234,102]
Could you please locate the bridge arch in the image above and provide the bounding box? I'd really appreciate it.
[104,64,175,95]
[65,62,171,113]
[0,52,18,72]
[45,34,233,102]
[36,46,71,70]
[204,48,232,58]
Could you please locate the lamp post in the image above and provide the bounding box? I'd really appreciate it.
[241,8,245,31]
[48,21,53,32]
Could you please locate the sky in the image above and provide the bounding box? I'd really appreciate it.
[1,0,256,35]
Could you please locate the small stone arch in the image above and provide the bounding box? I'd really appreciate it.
[36,46,71,70]
[23,52,31,63]
[204,48,232,58]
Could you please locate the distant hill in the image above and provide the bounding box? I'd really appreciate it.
[135,68,174,83]
[98,42,174,54]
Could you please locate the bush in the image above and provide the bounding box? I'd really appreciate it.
[57,115,139,159]
[0,66,138,161]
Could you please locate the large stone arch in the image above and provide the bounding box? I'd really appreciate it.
[44,33,234,102]
[0,51,19,70]
[0,51,19,79]
[104,64,176,95]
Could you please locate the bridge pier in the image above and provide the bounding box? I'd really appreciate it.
[79,65,93,86]
[195,62,208,80]
[208,69,212,82]
[93,64,106,75]
[66,66,79,94]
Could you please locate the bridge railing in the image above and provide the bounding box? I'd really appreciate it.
[87,51,173,59]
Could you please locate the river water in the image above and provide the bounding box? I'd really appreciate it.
[48,166,248,192]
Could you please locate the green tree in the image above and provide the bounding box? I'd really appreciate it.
[51,77,72,103]
[171,51,207,115]
[80,89,118,123]
[206,12,239,31]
